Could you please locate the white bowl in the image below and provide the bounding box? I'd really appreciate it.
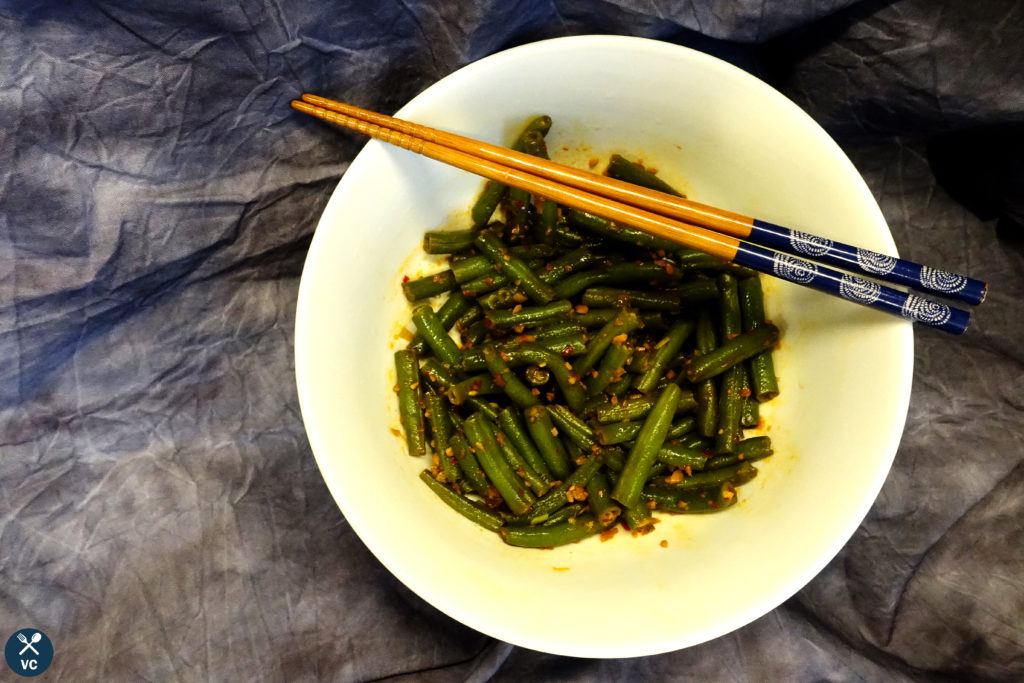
[294,35,913,657]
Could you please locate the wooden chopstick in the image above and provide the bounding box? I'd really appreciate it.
[301,93,986,308]
[291,96,974,334]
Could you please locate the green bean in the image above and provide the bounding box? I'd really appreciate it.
[505,454,604,524]
[593,392,697,424]
[605,154,685,197]
[738,276,780,402]
[553,262,676,299]
[493,428,552,497]
[528,319,585,340]
[475,230,556,305]
[574,308,666,330]
[394,349,426,457]
[502,344,587,413]
[419,470,505,531]
[537,247,602,285]
[714,274,745,454]
[621,504,656,535]
[484,300,572,328]
[408,291,473,355]
[402,269,457,301]
[460,333,587,372]
[705,436,773,470]
[418,358,499,419]
[565,208,679,252]
[448,373,499,405]
[496,406,554,482]
[463,413,536,514]
[573,309,641,377]
[461,320,488,347]
[524,365,550,386]
[424,392,459,483]
[739,370,759,428]
[641,483,739,514]
[546,404,599,453]
[537,503,586,527]
[423,228,479,254]
[411,305,463,367]
[581,286,680,312]
[594,415,696,446]
[651,461,758,493]
[684,324,779,383]
[667,279,720,308]
[584,469,622,528]
[449,433,498,504]
[524,405,572,479]
[584,337,633,398]
[470,115,552,226]
[482,345,540,409]
[656,443,708,471]
[612,384,683,509]
[674,250,758,277]
[692,307,718,438]
[635,319,695,393]
[500,514,599,547]
[460,271,514,298]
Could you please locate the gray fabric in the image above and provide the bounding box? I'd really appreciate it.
[2,0,1022,680]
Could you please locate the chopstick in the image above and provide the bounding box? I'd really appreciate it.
[291,95,978,334]
[300,93,987,308]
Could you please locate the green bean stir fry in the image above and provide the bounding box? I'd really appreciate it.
[395,116,780,548]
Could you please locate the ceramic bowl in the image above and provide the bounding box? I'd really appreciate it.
[294,35,913,657]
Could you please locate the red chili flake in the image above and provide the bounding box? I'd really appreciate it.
[561,345,573,358]
[402,275,410,282]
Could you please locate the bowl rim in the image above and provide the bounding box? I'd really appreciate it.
[294,33,915,657]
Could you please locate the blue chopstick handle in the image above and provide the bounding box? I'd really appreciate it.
[732,242,971,334]
[750,219,987,306]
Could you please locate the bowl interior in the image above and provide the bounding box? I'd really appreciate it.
[295,35,912,657]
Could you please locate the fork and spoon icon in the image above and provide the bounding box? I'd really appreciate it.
[16,631,41,655]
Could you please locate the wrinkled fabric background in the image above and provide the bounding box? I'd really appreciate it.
[2,0,1022,680]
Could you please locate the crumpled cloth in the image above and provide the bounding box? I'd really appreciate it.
[1,1,1022,680]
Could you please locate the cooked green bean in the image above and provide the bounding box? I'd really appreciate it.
[419,470,505,531]
[705,436,773,470]
[573,309,641,377]
[565,208,679,252]
[423,228,479,254]
[402,269,457,301]
[484,300,572,328]
[641,483,739,514]
[605,154,685,197]
[493,428,552,496]
[500,514,599,547]
[464,413,536,514]
[594,415,696,446]
[546,404,598,453]
[656,443,708,471]
[394,349,426,457]
[482,345,540,409]
[496,406,554,482]
[523,405,572,479]
[582,286,681,312]
[408,291,474,355]
[505,454,604,525]
[448,373,500,405]
[412,305,463,367]
[685,324,780,383]
[650,461,758,493]
[424,392,459,484]
[692,307,718,438]
[584,469,622,528]
[612,384,683,510]
[574,308,666,330]
[553,262,676,299]
[738,276,780,402]
[585,337,633,398]
[471,115,552,226]
[449,433,497,504]
[635,319,695,393]
[475,230,556,305]
[594,392,697,424]
[460,333,587,372]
